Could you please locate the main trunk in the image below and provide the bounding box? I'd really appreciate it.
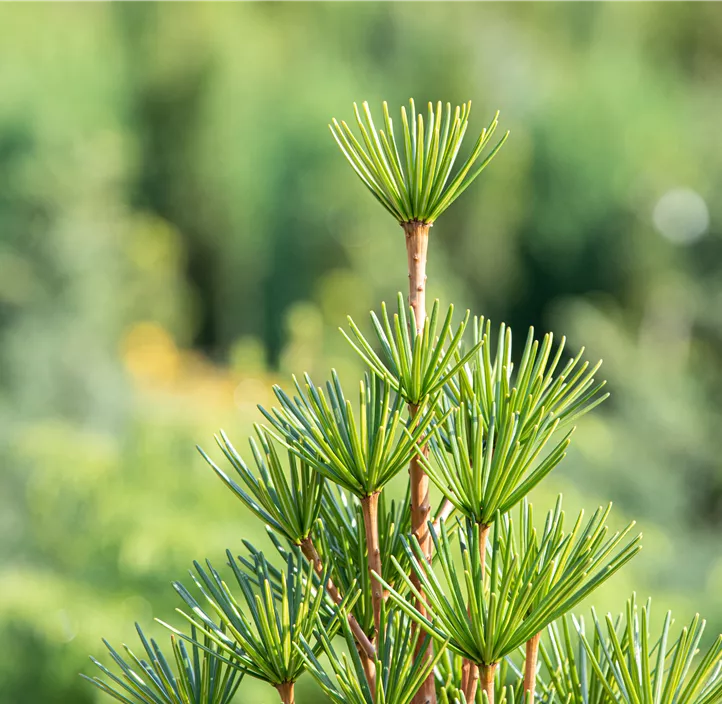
[408,410,432,570]
[404,221,436,704]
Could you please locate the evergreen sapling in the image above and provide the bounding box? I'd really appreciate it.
[84,99,722,704]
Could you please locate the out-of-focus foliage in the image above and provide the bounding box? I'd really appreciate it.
[0,3,721,703]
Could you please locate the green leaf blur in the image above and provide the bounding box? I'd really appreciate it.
[2,3,722,703]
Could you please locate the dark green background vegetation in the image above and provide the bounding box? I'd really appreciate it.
[1,3,721,702]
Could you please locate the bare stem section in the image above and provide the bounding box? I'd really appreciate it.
[300,537,376,666]
[479,663,498,704]
[523,632,541,702]
[275,682,295,704]
[361,492,384,639]
[403,221,430,335]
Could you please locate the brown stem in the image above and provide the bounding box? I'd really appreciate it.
[299,537,376,664]
[403,221,430,335]
[361,492,384,639]
[479,663,498,704]
[275,682,295,704]
[523,632,541,702]
[409,413,433,571]
[404,221,435,704]
[356,642,378,694]
[461,660,479,704]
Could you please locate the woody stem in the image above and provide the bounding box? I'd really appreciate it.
[275,682,295,704]
[361,492,385,639]
[480,663,498,704]
[404,220,436,704]
[523,632,541,702]
[300,535,376,687]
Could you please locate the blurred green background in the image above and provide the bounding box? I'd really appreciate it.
[1,2,722,702]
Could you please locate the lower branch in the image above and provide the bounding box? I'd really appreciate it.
[361,491,384,639]
[275,681,295,704]
[479,663,498,704]
[523,632,541,702]
[356,642,378,693]
[299,536,376,664]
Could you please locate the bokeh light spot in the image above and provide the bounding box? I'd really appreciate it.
[652,187,709,244]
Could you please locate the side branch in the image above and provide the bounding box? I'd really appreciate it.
[299,537,376,661]
[432,498,454,534]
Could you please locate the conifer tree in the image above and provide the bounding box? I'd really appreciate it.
[84,99,722,704]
